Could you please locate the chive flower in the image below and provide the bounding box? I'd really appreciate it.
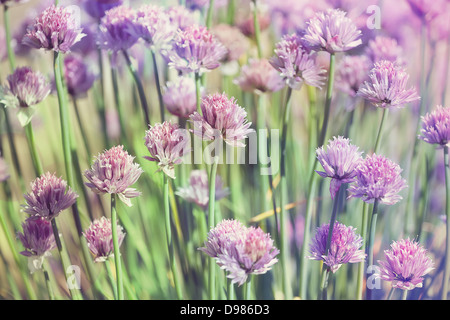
[162,76,201,119]
[418,105,450,147]
[64,55,96,99]
[234,58,285,94]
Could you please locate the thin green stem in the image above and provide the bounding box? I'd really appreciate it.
[318,53,336,148]
[111,194,124,300]
[205,0,215,29]
[251,0,262,58]
[373,108,388,154]
[73,98,92,159]
[387,287,395,300]
[401,289,408,300]
[356,202,369,300]
[227,279,235,300]
[24,122,44,176]
[366,199,379,300]
[195,72,202,115]
[3,5,16,71]
[244,275,252,300]
[208,157,219,300]
[110,62,128,147]
[226,0,235,25]
[42,263,55,300]
[151,50,165,122]
[319,267,330,300]
[105,258,118,300]
[442,145,450,300]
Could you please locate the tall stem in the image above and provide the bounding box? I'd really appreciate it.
[111,193,124,300]
[251,0,262,59]
[373,108,388,154]
[195,72,202,115]
[24,122,44,176]
[151,50,165,122]
[442,145,450,300]
[208,157,219,300]
[205,0,215,29]
[356,202,369,299]
[244,275,253,300]
[3,5,15,71]
[317,53,336,148]
[366,199,379,300]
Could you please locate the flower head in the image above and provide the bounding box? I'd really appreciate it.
[365,36,404,65]
[418,105,450,147]
[199,219,246,258]
[270,33,326,90]
[0,0,29,6]
[162,76,201,118]
[357,60,420,109]
[378,238,434,290]
[316,136,363,199]
[64,55,96,98]
[82,0,123,19]
[165,5,198,31]
[17,217,56,273]
[335,55,371,98]
[348,154,408,205]
[308,221,365,273]
[23,172,78,220]
[176,169,229,210]
[189,93,254,147]
[234,58,285,94]
[22,4,85,53]
[84,145,143,207]
[210,24,249,63]
[144,121,191,179]
[302,9,362,53]
[166,25,227,74]
[83,216,125,263]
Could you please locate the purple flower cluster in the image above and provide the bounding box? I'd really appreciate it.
[418,105,450,147]
[64,55,96,99]
[234,58,285,94]
[162,76,200,119]
[335,55,371,98]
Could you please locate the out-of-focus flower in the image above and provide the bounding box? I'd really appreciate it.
[302,8,362,53]
[22,4,85,54]
[357,60,420,109]
[189,93,254,147]
[200,219,279,286]
[418,105,450,147]
[165,5,198,31]
[316,136,363,199]
[377,238,434,290]
[166,25,227,74]
[0,0,29,6]
[23,172,78,220]
[17,217,56,273]
[211,24,249,63]
[234,58,285,94]
[83,216,125,263]
[64,55,96,98]
[84,145,143,207]
[144,121,191,179]
[0,156,9,182]
[185,0,228,11]
[162,76,201,119]
[70,23,98,57]
[237,11,271,37]
[405,0,446,22]
[0,66,51,127]
[83,0,123,20]
[270,33,326,90]
[348,153,408,205]
[308,221,365,273]
[176,169,229,210]
[335,54,371,98]
[365,36,404,65]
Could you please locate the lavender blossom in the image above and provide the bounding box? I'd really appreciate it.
[348,153,408,205]
[22,172,78,221]
[83,216,125,263]
[64,55,96,98]
[17,217,56,273]
[22,4,85,54]
[82,0,123,19]
[270,33,326,90]
[357,60,420,109]
[84,145,143,207]
[316,136,363,199]
[0,0,29,6]
[365,36,404,65]
[335,55,371,98]
[144,121,191,179]
[418,105,450,147]
[162,76,201,118]
[189,93,254,147]
[165,5,198,31]
[302,9,362,53]
[308,221,365,273]
[378,238,434,290]
[210,24,249,63]
[234,58,285,94]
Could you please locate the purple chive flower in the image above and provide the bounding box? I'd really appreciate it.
[165,5,198,31]
[302,8,362,53]
[176,169,229,210]
[0,156,10,182]
[84,145,143,207]
[210,24,249,63]
[0,66,51,127]
[365,36,404,65]
[64,55,96,98]
[418,105,450,147]
[348,153,408,205]
[237,11,271,37]
[22,4,85,54]
[335,55,371,98]
[0,0,29,6]
[316,136,363,200]
[82,0,123,19]
[166,25,228,74]
[189,93,254,147]
[144,121,191,179]
[162,76,202,119]
[308,221,365,273]
[22,172,78,221]
[200,219,279,286]
[97,5,140,53]
[357,60,420,109]
[83,216,125,263]
[270,33,326,90]
[378,238,434,290]
[17,217,56,273]
[234,58,285,94]
[405,0,446,22]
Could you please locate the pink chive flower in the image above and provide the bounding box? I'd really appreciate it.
[83,216,125,263]
[144,121,191,179]
[335,55,371,98]
[163,76,202,119]
[82,0,123,19]
[347,154,408,205]
[176,169,229,210]
[0,156,10,182]
[237,11,271,37]
[84,145,143,207]
[357,60,420,109]
[270,33,326,90]
[365,36,404,66]
[22,172,78,221]
[418,105,450,147]
[167,25,227,74]
[210,24,249,63]
[234,58,285,94]
[97,5,140,53]
[64,55,96,98]
[189,93,254,147]
[308,221,365,273]
[165,5,197,31]
[200,219,279,286]
[17,217,56,273]
[0,66,51,127]
[302,9,362,53]
[22,4,85,54]
[378,238,434,290]
[316,136,363,200]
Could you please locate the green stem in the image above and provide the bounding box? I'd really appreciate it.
[24,122,44,176]
[251,0,262,58]
[73,98,92,159]
[205,0,215,29]
[318,53,336,148]
[244,275,252,300]
[110,62,128,146]
[42,263,55,300]
[387,287,395,300]
[356,202,369,300]
[401,289,408,300]
[195,72,202,115]
[151,50,165,122]
[227,279,235,300]
[373,108,388,154]
[366,199,379,300]
[3,5,16,71]
[105,258,118,300]
[226,0,235,25]
[442,145,450,300]
[319,267,330,300]
[111,194,124,300]
[208,157,219,300]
